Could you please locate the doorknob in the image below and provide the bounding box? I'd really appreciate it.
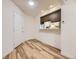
[61,21,64,24]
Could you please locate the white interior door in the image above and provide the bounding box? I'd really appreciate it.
[13,12,24,48]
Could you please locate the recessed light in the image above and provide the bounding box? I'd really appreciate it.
[28,1,34,6]
[49,5,53,8]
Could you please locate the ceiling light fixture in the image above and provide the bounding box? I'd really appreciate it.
[28,1,34,6]
[49,5,53,8]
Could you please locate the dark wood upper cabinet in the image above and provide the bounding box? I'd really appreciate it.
[40,9,61,24]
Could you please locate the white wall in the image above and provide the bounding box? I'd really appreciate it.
[2,0,14,57]
[2,0,34,57]
[34,6,61,49]
[61,0,76,58]
[24,16,35,40]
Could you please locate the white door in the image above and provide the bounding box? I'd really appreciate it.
[13,12,24,48]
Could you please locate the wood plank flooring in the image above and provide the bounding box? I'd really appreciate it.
[4,39,69,59]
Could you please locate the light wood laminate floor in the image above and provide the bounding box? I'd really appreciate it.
[4,39,69,59]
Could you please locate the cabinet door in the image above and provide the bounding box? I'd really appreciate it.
[13,12,24,48]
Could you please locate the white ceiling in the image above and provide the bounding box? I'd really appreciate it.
[12,0,63,17]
